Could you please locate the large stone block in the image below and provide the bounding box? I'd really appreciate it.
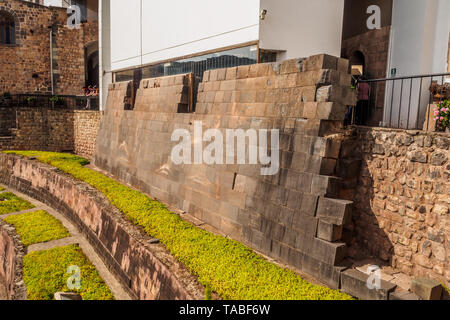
[341,269,397,300]
[317,197,353,225]
[292,214,318,235]
[301,119,343,137]
[311,176,341,198]
[311,136,342,159]
[304,54,339,71]
[300,253,346,290]
[317,218,343,242]
[310,238,347,265]
[410,278,443,300]
[316,85,357,106]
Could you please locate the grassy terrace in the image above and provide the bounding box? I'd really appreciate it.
[24,244,114,300]
[4,210,70,246]
[0,192,35,215]
[4,151,353,300]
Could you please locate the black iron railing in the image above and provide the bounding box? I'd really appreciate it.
[0,94,99,110]
[357,72,450,130]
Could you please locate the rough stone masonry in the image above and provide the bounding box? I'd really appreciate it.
[0,0,97,95]
[94,54,358,289]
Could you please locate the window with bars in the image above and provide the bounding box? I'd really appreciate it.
[0,11,16,45]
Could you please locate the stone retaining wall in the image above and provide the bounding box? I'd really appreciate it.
[350,127,449,286]
[94,54,358,289]
[0,220,26,300]
[0,154,204,300]
[0,108,101,159]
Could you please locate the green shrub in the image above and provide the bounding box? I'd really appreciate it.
[0,192,35,215]
[4,151,353,300]
[0,186,4,191]
[4,210,70,246]
[23,244,114,300]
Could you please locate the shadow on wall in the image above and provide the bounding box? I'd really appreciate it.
[338,127,394,268]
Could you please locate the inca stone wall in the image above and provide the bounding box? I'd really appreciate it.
[0,0,97,95]
[94,54,358,288]
[0,107,101,159]
[350,127,449,286]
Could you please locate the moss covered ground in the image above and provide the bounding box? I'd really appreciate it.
[4,210,70,246]
[23,244,114,300]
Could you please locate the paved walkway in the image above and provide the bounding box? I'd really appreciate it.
[0,184,132,300]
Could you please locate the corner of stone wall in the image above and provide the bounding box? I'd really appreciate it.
[0,220,27,300]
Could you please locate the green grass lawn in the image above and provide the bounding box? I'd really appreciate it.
[4,210,70,246]
[23,244,114,300]
[0,192,35,215]
[4,151,353,300]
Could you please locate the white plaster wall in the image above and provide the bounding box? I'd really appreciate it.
[109,0,260,71]
[259,0,345,60]
[99,0,111,110]
[43,0,64,7]
[383,0,450,129]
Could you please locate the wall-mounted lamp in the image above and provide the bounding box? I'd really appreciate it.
[260,9,267,20]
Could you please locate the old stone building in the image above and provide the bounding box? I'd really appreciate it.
[0,0,98,95]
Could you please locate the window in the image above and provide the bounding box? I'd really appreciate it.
[114,44,259,83]
[0,11,16,45]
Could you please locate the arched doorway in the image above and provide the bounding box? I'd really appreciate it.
[85,41,99,87]
[350,50,366,77]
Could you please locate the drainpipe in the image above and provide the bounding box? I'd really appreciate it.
[98,0,103,109]
[50,29,54,95]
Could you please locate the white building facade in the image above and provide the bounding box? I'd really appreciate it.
[99,0,450,130]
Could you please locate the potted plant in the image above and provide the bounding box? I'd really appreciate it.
[430,82,450,102]
[1,92,12,107]
[50,95,65,107]
[25,96,37,107]
[434,100,450,133]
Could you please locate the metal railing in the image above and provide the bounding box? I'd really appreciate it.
[0,93,99,110]
[357,72,450,130]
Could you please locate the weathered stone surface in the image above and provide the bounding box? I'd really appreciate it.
[317,218,343,242]
[389,291,421,300]
[410,278,443,300]
[350,127,449,287]
[317,198,353,225]
[0,0,97,95]
[0,108,101,159]
[341,269,397,300]
[0,220,27,301]
[93,57,357,291]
